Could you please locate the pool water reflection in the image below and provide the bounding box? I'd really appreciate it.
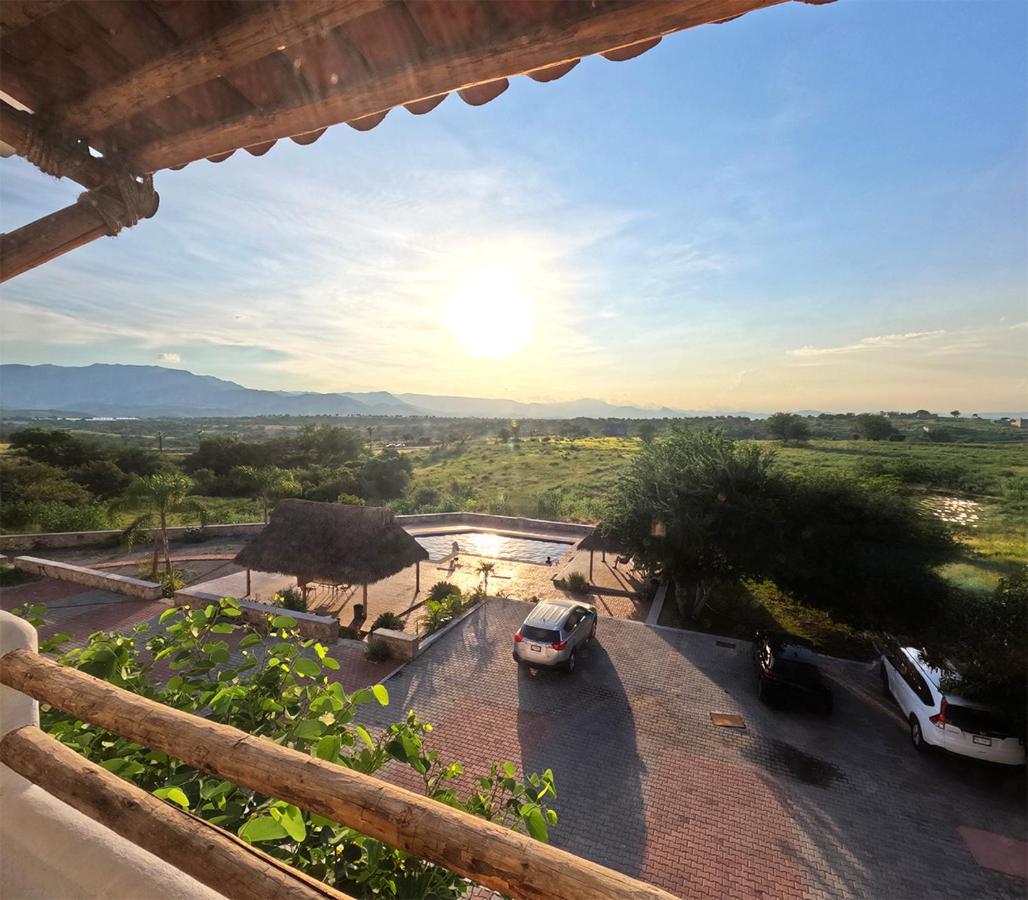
[413,532,573,564]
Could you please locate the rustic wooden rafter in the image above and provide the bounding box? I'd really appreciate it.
[0,725,353,900]
[59,0,389,134]
[0,648,676,900]
[0,100,109,190]
[128,0,797,173]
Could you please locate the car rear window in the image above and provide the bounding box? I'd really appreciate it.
[521,626,559,643]
[773,659,821,685]
[946,704,1011,736]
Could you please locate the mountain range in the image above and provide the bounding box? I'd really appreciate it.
[0,364,746,420]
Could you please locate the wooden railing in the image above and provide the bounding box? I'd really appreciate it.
[0,649,675,900]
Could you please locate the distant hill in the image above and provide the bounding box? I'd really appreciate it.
[0,364,761,420]
[0,364,422,418]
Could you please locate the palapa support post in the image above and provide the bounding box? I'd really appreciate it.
[246,568,252,597]
[416,560,421,593]
[589,550,595,582]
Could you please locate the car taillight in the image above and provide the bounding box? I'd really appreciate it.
[552,640,567,650]
[514,631,523,642]
[929,697,948,729]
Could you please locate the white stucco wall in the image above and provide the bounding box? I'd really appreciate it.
[0,611,222,899]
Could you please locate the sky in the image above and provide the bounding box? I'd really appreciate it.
[1,0,1026,413]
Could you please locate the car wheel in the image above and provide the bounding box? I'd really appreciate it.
[910,715,928,752]
[589,622,597,642]
[879,662,891,699]
[565,650,577,674]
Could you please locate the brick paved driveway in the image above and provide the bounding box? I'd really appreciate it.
[364,598,1026,899]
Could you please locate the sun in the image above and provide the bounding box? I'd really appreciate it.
[445,267,534,358]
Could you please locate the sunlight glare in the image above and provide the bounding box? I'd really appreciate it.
[445,267,534,358]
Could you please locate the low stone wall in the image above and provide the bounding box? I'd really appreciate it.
[396,512,593,540]
[173,587,339,644]
[370,628,419,662]
[13,556,163,602]
[0,522,266,553]
[0,513,594,554]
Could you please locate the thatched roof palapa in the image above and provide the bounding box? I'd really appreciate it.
[235,499,428,586]
[578,528,622,554]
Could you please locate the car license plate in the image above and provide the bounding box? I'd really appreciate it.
[530,644,542,652]
[973,735,992,746]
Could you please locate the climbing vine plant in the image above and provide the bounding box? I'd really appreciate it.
[18,599,557,899]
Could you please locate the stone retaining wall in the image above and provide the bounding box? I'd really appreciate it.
[370,628,420,661]
[173,588,339,644]
[0,522,265,553]
[0,514,594,553]
[13,556,163,601]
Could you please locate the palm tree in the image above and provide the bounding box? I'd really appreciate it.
[477,561,495,595]
[122,473,205,577]
[235,466,299,523]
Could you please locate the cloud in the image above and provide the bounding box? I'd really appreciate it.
[789,330,946,358]
[158,352,181,364]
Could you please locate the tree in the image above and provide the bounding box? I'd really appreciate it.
[359,451,413,500]
[765,412,811,444]
[950,410,960,418]
[772,473,954,630]
[478,561,495,594]
[30,600,558,897]
[603,428,781,618]
[9,428,103,468]
[854,413,896,441]
[71,459,132,499]
[233,466,300,523]
[637,423,657,444]
[123,473,205,577]
[925,570,1027,734]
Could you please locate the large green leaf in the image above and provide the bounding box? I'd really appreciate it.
[239,815,289,843]
[292,657,321,678]
[154,786,190,810]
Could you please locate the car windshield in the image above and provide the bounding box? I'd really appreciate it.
[521,626,560,643]
[773,659,821,685]
[945,704,1011,736]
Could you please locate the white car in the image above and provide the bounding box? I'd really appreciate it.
[880,645,1025,766]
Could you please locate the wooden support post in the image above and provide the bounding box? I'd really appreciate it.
[0,725,353,900]
[1,175,158,283]
[415,560,420,593]
[0,649,675,900]
[589,550,594,583]
[246,567,252,597]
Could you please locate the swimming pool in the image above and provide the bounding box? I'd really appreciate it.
[413,532,573,564]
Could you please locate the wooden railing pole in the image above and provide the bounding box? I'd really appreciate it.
[0,649,675,900]
[0,725,353,900]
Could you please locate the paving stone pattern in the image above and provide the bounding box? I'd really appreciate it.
[362,599,1026,899]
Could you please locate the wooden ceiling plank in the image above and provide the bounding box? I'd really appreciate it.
[132,0,800,173]
[0,0,67,40]
[61,0,389,133]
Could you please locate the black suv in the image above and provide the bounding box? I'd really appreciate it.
[752,631,833,715]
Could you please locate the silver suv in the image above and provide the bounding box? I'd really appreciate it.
[513,599,597,673]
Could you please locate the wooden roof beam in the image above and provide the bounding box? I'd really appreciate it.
[131,0,821,173]
[0,100,110,190]
[59,0,390,134]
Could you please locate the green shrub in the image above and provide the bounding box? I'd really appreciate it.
[279,587,307,613]
[372,611,404,631]
[428,581,460,602]
[156,568,184,598]
[565,572,590,594]
[365,637,390,662]
[419,593,464,635]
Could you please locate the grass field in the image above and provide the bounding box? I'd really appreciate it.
[404,437,1027,593]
